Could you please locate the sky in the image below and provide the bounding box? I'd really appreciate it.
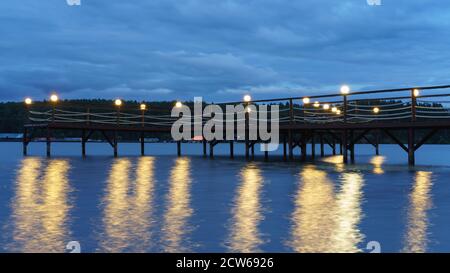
[1,0,450,102]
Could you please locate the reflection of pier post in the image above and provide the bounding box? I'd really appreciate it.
[311,131,315,160]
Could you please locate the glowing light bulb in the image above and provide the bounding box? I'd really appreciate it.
[175,101,183,108]
[140,103,147,111]
[24,98,32,105]
[302,97,310,104]
[373,107,380,114]
[313,101,320,108]
[50,94,58,103]
[243,95,252,103]
[115,99,122,106]
[340,85,350,95]
[323,104,330,110]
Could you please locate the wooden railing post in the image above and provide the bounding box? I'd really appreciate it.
[343,95,348,124]
[116,108,120,126]
[52,104,55,123]
[409,89,417,165]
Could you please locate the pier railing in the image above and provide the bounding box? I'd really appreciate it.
[26,84,450,128]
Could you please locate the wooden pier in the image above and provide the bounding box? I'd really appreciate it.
[22,84,450,166]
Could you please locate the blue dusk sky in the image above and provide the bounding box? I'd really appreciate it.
[0,0,449,102]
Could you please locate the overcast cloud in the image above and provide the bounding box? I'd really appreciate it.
[1,0,450,102]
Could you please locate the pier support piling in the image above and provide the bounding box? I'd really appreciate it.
[350,130,355,164]
[113,131,118,157]
[343,130,348,164]
[251,142,255,159]
[332,138,336,155]
[46,128,51,157]
[140,132,145,156]
[209,141,214,158]
[320,133,324,157]
[311,131,316,160]
[203,140,207,157]
[300,135,307,162]
[408,128,415,166]
[288,131,293,160]
[283,135,287,161]
[82,129,86,157]
[23,128,28,156]
[230,141,234,159]
[375,130,380,155]
[245,140,250,160]
[177,141,181,157]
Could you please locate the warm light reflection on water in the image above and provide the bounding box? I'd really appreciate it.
[321,155,345,172]
[289,165,336,252]
[9,158,72,252]
[332,172,365,252]
[403,171,433,253]
[161,157,194,252]
[100,157,156,252]
[370,156,385,174]
[289,165,365,253]
[227,163,264,253]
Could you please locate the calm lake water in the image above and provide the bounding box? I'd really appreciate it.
[0,142,450,253]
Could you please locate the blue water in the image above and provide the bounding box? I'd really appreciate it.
[0,142,450,253]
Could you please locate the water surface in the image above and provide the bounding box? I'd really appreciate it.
[1,142,449,253]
